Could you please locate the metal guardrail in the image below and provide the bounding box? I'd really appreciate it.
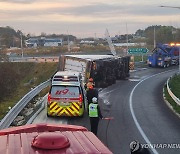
[0,79,51,130]
[9,57,59,63]
[26,94,48,124]
[167,77,180,106]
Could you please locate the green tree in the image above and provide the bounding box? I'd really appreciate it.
[144,25,178,45]
[0,27,26,48]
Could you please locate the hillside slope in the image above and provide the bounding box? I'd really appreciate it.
[0,62,58,119]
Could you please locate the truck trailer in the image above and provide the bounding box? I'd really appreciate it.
[147,43,180,68]
[59,55,130,88]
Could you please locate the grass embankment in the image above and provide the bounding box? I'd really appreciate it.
[0,62,58,119]
[3,45,110,56]
[134,55,148,62]
[164,74,180,114]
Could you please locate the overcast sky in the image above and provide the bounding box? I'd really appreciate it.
[0,0,179,38]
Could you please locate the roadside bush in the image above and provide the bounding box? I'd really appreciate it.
[0,63,20,100]
[169,74,180,98]
[0,62,57,119]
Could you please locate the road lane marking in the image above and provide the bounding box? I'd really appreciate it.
[103,99,111,105]
[100,88,118,96]
[129,69,177,154]
[129,79,141,82]
[129,75,150,82]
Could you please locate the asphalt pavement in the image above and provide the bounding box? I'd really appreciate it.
[32,66,180,154]
[97,66,179,154]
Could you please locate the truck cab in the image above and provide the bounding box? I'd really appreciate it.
[47,71,86,117]
[148,43,179,68]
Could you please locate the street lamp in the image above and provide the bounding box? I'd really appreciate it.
[159,6,180,9]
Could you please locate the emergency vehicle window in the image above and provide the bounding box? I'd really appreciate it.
[51,86,80,98]
[165,47,171,53]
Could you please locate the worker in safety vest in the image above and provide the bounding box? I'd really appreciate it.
[86,78,95,90]
[88,97,102,136]
[86,85,98,106]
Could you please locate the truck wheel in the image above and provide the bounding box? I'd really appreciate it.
[112,79,116,84]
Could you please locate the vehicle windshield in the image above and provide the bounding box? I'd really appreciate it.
[51,86,80,98]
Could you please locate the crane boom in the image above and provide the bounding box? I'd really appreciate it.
[105,29,116,56]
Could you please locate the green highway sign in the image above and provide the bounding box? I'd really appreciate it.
[128,48,149,54]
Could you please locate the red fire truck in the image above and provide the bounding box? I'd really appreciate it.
[0,123,112,154]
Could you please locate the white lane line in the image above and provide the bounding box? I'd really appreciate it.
[129,79,141,82]
[103,99,111,105]
[100,88,118,96]
[129,69,177,154]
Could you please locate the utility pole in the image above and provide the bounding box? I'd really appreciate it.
[20,33,23,58]
[67,30,70,52]
[126,23,129,53]
[154,26,156,48]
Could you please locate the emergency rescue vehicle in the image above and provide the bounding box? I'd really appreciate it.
[47,71,86,117]
[0,123,112,154]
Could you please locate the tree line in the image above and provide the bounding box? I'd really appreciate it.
[0,26,76,48]
[135,25,180,45]
[0,25,179,48]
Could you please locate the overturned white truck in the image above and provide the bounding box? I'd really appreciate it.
[59,55,130,88]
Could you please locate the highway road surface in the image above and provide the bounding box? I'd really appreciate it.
[32,66,180,154]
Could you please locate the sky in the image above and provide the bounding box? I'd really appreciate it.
[0,0,180,38]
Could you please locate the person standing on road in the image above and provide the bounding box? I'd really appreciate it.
[86,85,98,106]
[86,78,95,90]
[88,97,102,136]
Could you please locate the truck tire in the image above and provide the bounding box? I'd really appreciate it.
[112,79,116,84]
[112,76,116,84]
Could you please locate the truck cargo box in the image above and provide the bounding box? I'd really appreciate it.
[59,55,130,88]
